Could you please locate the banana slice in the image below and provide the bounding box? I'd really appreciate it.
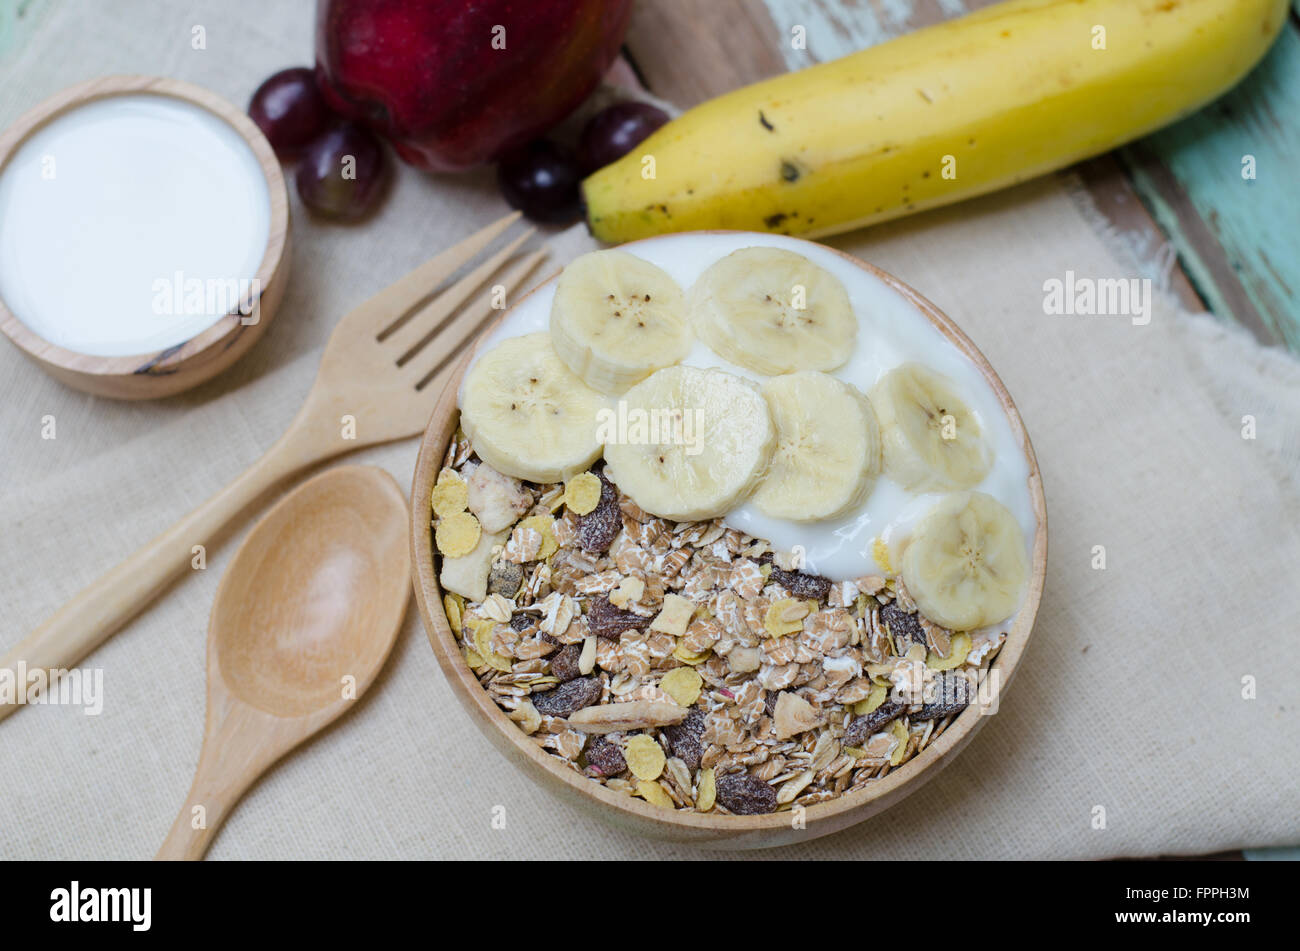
[870,363,992,492]
[752,371,881,521]
[550,250,692,394]
[459,333,609,484]
[901,491,1028,631]
[603,365,774,521]
[689,247,857,375]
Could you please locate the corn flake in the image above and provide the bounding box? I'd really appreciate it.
[625,734,666,781]
[518,515,559,559]
[660,667,703,706]
[763,598,809,637]
[636,780,674,809]
[435,511,481,558]
[563,472,603,515]
[853,683,888,715]
[889,719,909,766]
[928,631,972,670]
[443,593,464,635]
[431,468,469,517]
[696,768,716,812]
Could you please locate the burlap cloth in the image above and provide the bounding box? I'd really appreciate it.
[2,1,1297,860]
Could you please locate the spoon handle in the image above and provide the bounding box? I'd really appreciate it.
[0,422,324,722]
[156,700,281,861]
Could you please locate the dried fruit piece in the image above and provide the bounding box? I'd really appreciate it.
[564,471,603,515]
[567,700,688,733]
[650,593,696,636]
[487,561,523,597]
[624,734,667,780]
[880,602,926,649]
[435,511,482,558]
[912,672,973,720]
[773,691,823,740]
[576,471,622,552]
[842,699,907,748]
[466,462,532,533]
[636,780,675,809]
[696,767,717,812]
[586,595,645,639]
[608,574,645,609]
[578,635,598,675]
[715,772,778,815]
[585,736,627,775]
[440,528,507,602]
[517,515,559,559]
[549,643,583,681]
[531,676,602,717]
[431,468,469,517]
[927,631,971,671]
[769,566,832,601]
[763,598,809,637]
[728,646,761,674]
[663,708,705,769]
[660,667,703,706]
[509,699,542,735]
[509,612,536,634]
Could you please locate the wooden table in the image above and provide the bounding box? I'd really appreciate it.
[2,0,1293,860]
[617,0,1300,860]
[621,0,1300,356]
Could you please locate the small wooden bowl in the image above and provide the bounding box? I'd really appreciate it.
[0,75,290,399]
[410,235,1048,847]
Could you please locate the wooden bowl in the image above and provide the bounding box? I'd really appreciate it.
[0,75,290,399]
[410,235,1047,847]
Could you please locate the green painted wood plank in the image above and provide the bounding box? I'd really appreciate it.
[1120,21,1300,353]
[0,0,49,61]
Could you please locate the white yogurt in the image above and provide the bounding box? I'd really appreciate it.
[0,94,271,357]
[465,232,1036,582]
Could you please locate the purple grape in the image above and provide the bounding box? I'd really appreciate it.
[577,102,670,174]
[248,67,333,155]
[295,121,389,220]
[496,141,582,224]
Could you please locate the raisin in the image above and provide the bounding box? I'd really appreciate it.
[549,643,583,681]
[576,471,622,553]
[880,603,926,648]
[585,736,627,776]
[842,700,906,748]
[586,595,644,640]
[487,562,523,597]
[769,566,832,602]
[912,673,972,721]
[715,772,778,815]
[531,676,601,717]
[664,708,705,770]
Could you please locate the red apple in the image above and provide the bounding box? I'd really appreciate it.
[314,0,634,173]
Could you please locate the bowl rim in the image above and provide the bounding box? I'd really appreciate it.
[410,230,1048,838]
[0,74,290,382]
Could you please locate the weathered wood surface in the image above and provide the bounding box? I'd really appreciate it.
[626,0,1300,354]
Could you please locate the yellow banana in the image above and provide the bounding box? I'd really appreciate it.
[583,0,1287,242]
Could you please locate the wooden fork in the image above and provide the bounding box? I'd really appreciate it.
[0,212,545,720]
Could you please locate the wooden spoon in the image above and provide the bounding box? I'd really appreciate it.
[157,465,410,860]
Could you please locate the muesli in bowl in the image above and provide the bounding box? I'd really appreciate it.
[412,231,1045,844]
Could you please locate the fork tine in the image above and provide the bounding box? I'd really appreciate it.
[384,227,535,353]
[407,249,550,390]
[353,211,522,333]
